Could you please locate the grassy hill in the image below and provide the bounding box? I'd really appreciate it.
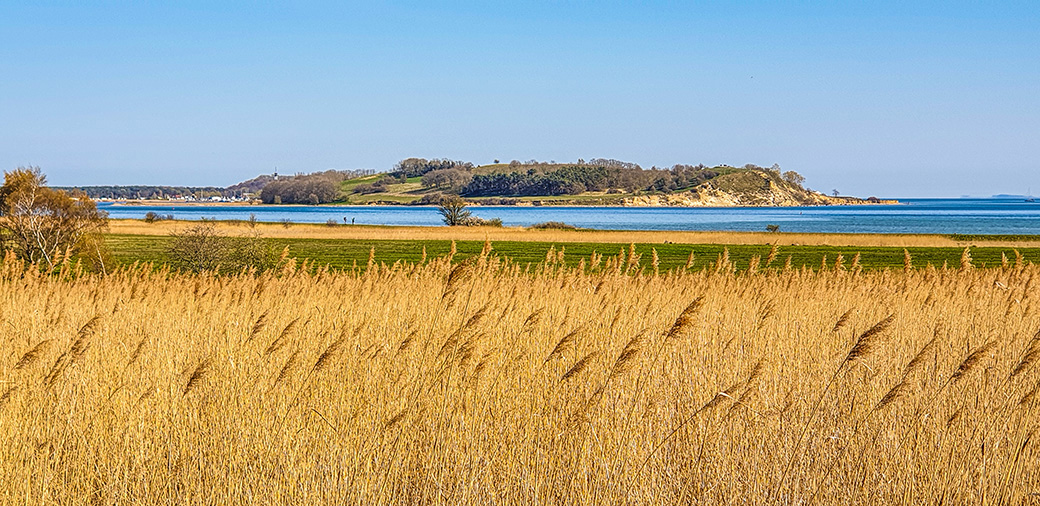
[329,162,867,207]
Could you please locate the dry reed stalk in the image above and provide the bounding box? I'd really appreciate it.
[766,244,779,266]
[14,339,53,370]
[247,311,268,342]
[960,246,973,272]
[521,308,544,334]
[468,354,491,391]
[637,377,746,477]
[384,409,408,431]
[845,314,896,363]
[0,385,16,408]
[1018,381,1039,408]
[543,326,584,365]
[685,251,696,270]
[773,313,895,501]
[43,351,70,389]
[69,316,101,365]
[664,297,704,342]
[127,335,147,366]
[951,340,997,383]
[701,380,744,412]
[590,251,602,270]
[757,300,775,331]
[903,336,938,378]
[272,350,301,388]
[904,249,913,273]
[479,238,493,261]
[461,304,488,332]
[264,318,299,357]
[312,336,346,374]
[747,255,760,274]
[728,359,768,416]
[626,243,638,271]
[873,379,912,412]
[441,260,469,300]
[396,331,417,355]
[607,333,644,383]
[561,352,598,382]
[1010,329,1040,379]
[183,358,211,395]
[832,309,853,333]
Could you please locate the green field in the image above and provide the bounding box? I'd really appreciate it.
[105,234,1040,272]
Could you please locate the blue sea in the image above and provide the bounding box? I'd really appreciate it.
[98,199,1040,235]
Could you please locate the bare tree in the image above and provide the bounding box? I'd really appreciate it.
[422,168,473,193]
[782,170,806,186]
[0,167,108,270]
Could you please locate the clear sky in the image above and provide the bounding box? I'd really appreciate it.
[1,1,1037,197]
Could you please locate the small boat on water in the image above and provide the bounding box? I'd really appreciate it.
[1027,198,1037,202]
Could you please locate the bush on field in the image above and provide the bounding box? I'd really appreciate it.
[167,223,277,273]
[461,216,503,227]
[530,221,577,230]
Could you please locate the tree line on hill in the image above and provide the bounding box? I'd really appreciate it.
[376,158,806,198]
[54,185,226,200]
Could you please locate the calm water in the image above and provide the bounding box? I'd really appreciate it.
[99,199,1040,235]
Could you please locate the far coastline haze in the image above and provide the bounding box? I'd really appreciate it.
[1,1,1037,198]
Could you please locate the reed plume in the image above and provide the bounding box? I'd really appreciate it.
[1010,329,1040,379]
[951,340,997,383]
[183,358,211,395]
[664,296,704,342]
[544,326,583,365]
[607,333,644,383]
[845,314,895,363]
[264,318,299,357]
[832,309,853,333]
[14,339,53,370]
[247,311,268,342]
[561,352,598,382]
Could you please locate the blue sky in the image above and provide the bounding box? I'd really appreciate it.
[1,1,1037,197]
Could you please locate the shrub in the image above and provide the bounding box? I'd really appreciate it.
[461,217,503,227]
[167,223,229,273]
[530,221,577,230]
[167,223,276,273]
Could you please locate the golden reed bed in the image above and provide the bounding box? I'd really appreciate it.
[0,252,1038,504]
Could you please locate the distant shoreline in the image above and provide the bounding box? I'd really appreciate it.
[104,198,901,208]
